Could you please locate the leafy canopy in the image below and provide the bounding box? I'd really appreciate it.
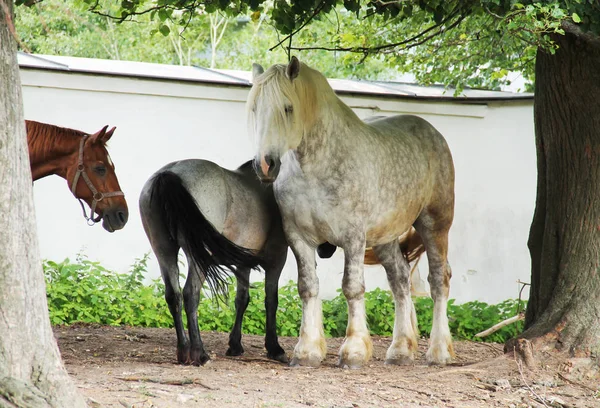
[15,1,600,91]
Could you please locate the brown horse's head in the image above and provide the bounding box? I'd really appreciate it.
[65,125,129,232]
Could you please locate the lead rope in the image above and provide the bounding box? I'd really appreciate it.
[71,135,124,226]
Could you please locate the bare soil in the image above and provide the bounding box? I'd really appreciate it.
[54,324,599,408]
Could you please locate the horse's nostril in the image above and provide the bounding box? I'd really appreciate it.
[118,211,127,224]
[267,156,275,169]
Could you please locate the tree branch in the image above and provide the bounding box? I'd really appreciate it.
[289,12,466,55]
[561,20,600,47]
[89,1,201,23]
[268,0,328,52]
[475,313,525,338]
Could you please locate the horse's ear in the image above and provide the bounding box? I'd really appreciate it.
[102,126,116,143]
[89,125,109,144]
[252,63,264,81]
[286,56,300,81]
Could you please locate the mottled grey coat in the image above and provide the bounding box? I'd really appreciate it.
[249,57,455,368]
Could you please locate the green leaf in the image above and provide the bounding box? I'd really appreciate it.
[572,13,581,23]
[159,24,171,36]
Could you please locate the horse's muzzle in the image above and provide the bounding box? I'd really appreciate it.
[254,154,281,183]
[101,206,129,232]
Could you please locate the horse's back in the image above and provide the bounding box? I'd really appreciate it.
[140,159,275,251]
[367,115,450,152]
[366,114,454,188]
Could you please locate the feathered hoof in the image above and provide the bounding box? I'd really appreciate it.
[385,336,418,366]
[337,358,365,370]
[289,354,322,368]
[338,335,373,369]
[290,336,326,368]
[384,356,415,366]
[426,343,454,366]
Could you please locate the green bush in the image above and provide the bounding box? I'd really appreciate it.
[44,256,525,343]
[44,254,172,327]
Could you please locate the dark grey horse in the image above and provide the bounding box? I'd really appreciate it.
[249,57,455,369]
[139,159,295,365]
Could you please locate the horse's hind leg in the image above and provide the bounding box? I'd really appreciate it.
[226,267,251,357]
[141,203,190,364]
[155,246,190,364]
[182,252,210,366]
[373,241,419,365]
[414,215,454,365]
[263,246,288,363]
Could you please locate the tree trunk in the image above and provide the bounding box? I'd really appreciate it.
[0,2,87,407]
[523,31,600,356]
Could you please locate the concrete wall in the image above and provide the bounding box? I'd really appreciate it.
[21,66,536,304]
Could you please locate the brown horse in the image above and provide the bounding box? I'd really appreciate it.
[364,227,425,265]
[27,120,128,232]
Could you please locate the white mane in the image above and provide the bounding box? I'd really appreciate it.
[247,61,339,157]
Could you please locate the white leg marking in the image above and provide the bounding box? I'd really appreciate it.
[386,292,418,364]
[338,247,372,369]
[289,239,326,367]
[426,291,454,365]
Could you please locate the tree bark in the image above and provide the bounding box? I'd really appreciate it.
[0,2,87,407]
[524,30,600,356]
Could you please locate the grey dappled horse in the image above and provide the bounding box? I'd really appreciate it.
[249,57,455,369]
[139,159,291,365]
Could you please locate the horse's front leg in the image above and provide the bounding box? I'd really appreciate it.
[339,238,373,369]
[263,247,289,363]
[227,267,251,357]
[288,238,326,367]
[374,241,419,365]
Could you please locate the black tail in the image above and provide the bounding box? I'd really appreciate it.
[149,171,260,298]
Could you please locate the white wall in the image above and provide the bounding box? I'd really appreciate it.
[21,67,536,304]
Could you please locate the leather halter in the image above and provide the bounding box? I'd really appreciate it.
[70,135,124,226]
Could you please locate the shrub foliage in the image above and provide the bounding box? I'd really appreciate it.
[44,256,525,343]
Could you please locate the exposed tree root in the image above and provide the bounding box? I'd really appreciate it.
[504,338,536,369]
[0,378,51,408]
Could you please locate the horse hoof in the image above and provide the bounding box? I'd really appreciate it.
[268,352,289,364]
[226,346,244,357]
[337,359,364,370]
[190,350,211,366]
[385,356,414,366]
[426,343,454,366]
[177,346,190,365]
[426,352,453,366]
[289,356,321,368]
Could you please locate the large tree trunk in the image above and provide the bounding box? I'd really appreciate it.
[0,2,86,407]
[523,30,600,355]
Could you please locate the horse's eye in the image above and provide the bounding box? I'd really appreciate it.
[94,165,107,176]
[284,105,293,115]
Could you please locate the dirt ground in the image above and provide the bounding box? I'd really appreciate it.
[54,324,599,408]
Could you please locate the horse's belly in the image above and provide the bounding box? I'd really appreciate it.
[223,195,272,251]
[365,203,422,247]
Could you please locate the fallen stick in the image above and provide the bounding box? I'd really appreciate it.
[557,372,598,393]
[475,313,525,338]
[117,376,217,390]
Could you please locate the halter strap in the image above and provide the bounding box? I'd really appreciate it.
[71,135,124,226]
